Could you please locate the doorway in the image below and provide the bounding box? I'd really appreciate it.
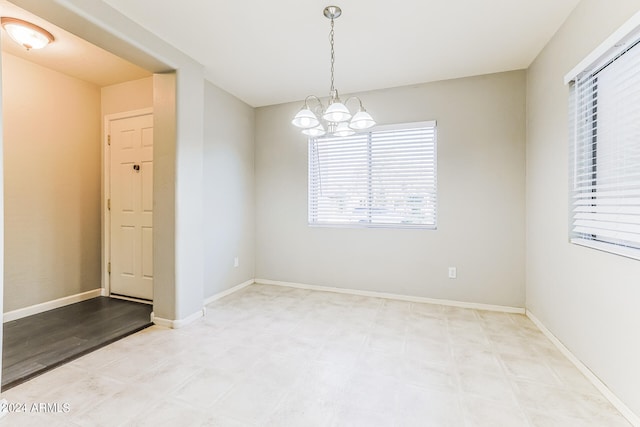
[0,2,162,389]
[105,110,154,302]
[1,0,189,391]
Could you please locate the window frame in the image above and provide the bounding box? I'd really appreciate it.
[566,12,640,260]
[307,121,438,230]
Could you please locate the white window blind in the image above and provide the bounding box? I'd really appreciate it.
[569,32,640,259]
[308,121,437,228]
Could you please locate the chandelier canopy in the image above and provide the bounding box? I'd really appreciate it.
[291,6,375,137]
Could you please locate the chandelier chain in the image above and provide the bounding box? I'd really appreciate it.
[329,17,335,96]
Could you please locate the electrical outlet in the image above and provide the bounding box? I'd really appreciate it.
[448,267,457,279]
[234,257,239,268]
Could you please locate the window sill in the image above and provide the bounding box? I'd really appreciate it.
[309,222,437,230]
[570,238,640,261]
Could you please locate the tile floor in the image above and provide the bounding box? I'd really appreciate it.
[0,284,632,426]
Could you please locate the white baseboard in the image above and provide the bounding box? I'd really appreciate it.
[527,310,640,427]
[255,278,525,314]
[152,308,205,329]
[150,312,169,328]
[203,279,254,306]
[3,289,103,323]
[149,279,255,329]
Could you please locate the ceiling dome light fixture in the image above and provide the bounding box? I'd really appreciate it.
[1,17,54,51]
[291,6,375,137]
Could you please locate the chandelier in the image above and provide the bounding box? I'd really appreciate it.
[291,6,375,137]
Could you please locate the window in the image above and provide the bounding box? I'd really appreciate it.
[567,19,640,259]
[308,121,437,228]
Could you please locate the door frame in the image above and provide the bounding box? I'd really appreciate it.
[103,108,154,298]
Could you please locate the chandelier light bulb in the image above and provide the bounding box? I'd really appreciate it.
[334,122,356,137]
[349,110,376,130]
[291,107,320,129]
[302,124,327,137]
[323,102,352,123]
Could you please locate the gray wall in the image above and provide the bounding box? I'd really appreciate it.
[3,53,101,312]
[526,0,640,416]
[255,71,526,307]
[203,81,255,298]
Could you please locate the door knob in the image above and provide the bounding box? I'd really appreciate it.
[133,164,140,172]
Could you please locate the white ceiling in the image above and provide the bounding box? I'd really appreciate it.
[0,0,580,103]
[102,0,580,107]
[0,0,150,87]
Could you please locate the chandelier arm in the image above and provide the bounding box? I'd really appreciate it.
[304,95,325,113]
[343,96,365,111]
[304,95,323,106]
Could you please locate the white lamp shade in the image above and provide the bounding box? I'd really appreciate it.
[323,102,352,123]
[334,122,356,137]
[349,110,376,130]
[302,124,327,137]
[2,19,53,50]
[292,108,320,129]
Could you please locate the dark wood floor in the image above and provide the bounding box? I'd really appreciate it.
[2,297,153,390]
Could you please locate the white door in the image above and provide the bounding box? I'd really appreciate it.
[109,113,153,300]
